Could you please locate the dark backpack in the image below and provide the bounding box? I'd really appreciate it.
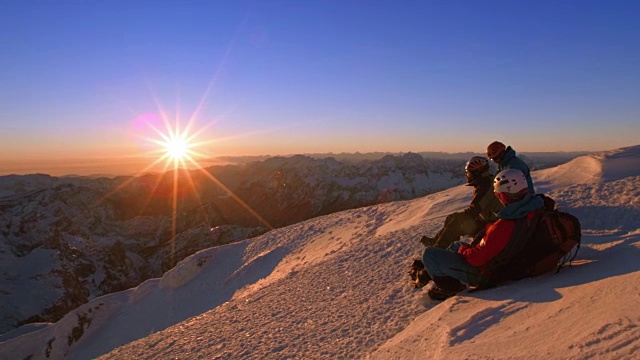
[482,194,582,284]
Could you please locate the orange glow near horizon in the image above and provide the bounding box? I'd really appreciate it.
[132,110,210,173]
[101,110,273,269]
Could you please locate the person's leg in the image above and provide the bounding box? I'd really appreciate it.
[408,259,431,288]
[423,213,485,248]
[420,213,456,247]
[433,212,480,248]
[428,276,467,300]
[422,246,482,286]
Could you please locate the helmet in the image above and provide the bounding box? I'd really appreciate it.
[465,156,489,173]
[494,169,528,194]
[486,141,506,160]
[465,156,490,185]
[494,169,528,204]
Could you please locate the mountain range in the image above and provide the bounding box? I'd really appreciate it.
[0,153,468,336]
[1,147,638,359]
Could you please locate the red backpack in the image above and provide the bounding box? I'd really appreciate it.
[482,194,582,284]
[528,195,582,276]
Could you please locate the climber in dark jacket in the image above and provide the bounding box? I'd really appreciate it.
[420,156,504,249]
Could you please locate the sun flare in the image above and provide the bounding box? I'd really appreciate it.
[164,136,190,162]
[138,116,209,171]
[118,90,274,270]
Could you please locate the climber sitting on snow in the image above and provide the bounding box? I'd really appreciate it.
[419,156,503,249]
[420,169,544,300]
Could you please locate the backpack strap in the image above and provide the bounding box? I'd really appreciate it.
[536,193,556,211]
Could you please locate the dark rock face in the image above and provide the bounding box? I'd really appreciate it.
[0,154,464,334]
[219,153,464,227]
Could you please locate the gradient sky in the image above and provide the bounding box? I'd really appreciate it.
[1,0,639,175]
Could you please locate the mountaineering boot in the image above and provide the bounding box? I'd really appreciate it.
[427,276,466,301]
[408,259,431,288]
[419,235,436,247]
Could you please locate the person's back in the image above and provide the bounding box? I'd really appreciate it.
[486,141,535,194]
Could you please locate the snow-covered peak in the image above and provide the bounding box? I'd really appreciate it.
[533,144,640,193]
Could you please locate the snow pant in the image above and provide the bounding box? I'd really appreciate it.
[432,212,486,249]
[422,242,486,287]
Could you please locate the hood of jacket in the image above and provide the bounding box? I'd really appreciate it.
[497,193,543,219]
[499,146,517,168]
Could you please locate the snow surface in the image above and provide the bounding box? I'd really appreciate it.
[1,146,639,359]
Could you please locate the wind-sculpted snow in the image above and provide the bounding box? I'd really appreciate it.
[1,147,638,360]
[534,145,640,192]
[598,145,640,182]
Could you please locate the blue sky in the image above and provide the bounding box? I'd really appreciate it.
[1,1,639,174]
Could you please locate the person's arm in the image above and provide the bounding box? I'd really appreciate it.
[457,219,515,267]
[464,181,490,218]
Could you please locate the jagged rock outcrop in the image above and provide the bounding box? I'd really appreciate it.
[227,153,464,226]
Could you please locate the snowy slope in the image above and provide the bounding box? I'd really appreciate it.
[0,153,463,335]
[534,145,640,191]
[1,146,638,360]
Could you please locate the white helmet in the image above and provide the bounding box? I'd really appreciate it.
[494,169,528,195]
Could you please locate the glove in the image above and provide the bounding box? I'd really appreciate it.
[448,241,464,253]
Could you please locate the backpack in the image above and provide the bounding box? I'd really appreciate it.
[482,194,582,284]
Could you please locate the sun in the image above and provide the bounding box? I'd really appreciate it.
[137,116,207,170]
[164,136,190,162]
[118,94,275,271]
